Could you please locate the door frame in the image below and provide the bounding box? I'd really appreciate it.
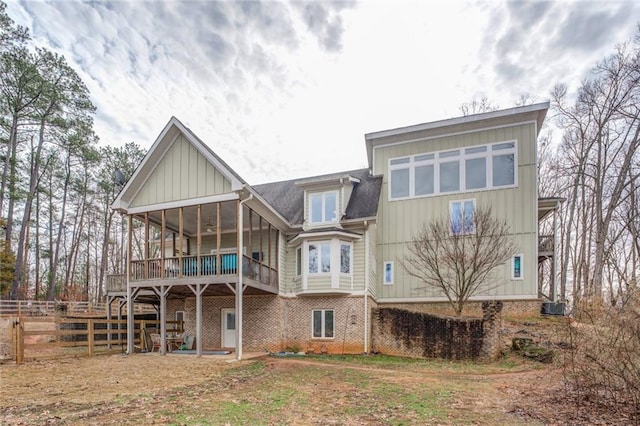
[221,308,236,348]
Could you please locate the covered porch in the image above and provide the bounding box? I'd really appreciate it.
[112,196,281,359]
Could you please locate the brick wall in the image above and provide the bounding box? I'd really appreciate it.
[167,294,374,354]
[371,301,503,360]
[281,296,371,355]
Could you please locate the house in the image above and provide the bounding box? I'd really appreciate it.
[108,102,560,358]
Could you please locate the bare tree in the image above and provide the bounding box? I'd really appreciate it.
[459,96,499,116]
[552,37,640,302]
[402,206,517,317]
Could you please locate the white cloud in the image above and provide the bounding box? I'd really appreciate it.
[6,0,640,184]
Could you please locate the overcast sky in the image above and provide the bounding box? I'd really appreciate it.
[6,0,640,184]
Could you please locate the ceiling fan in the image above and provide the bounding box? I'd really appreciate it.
[204,216,214,233]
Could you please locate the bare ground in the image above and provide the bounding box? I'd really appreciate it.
[0,350,625,426]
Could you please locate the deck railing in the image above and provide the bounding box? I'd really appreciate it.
[128,253,277,287]
[538,235,555,254]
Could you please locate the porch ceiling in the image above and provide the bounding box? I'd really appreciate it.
[144,201,238,237]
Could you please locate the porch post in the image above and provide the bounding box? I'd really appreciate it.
[106,296,113,349]
[126,214,135,354]
[160,285,167,355]
[236,199,244,360]
[196,283,202,356]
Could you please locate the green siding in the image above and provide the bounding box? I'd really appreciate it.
[374,122,538,301]
[131,135,232,208]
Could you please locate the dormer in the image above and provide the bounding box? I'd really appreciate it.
[295,174,361,231]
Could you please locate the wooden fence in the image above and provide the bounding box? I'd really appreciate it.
[5,316,183,364]
[0,299,156,317]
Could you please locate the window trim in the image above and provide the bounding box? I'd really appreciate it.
[383,261,393,285]
[295,246,302,276]
[449,199,476,235]
[512,253,524,280]
[388,140,517,201]
[306,239,352,276]
[309,190,339,225]
[312,309,335,339]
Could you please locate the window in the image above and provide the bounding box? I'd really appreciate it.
[309,191,338,224]
[512,254,523,280]
[340,244,351,274]
[389,141,517,200]
[307,240,351,275]
[312,309,334,338]
[383,261,393,285]
[296,247,302,276]
[308,242,330,273]
[450,199,476,235]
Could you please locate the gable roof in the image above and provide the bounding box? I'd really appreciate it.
[252,168,382,227]
[111,117,246,212]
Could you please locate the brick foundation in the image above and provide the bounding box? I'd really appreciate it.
[168,295,376,354]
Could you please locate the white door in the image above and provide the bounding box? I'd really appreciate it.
[222,308,236,348]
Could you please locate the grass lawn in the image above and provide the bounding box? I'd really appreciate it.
[0,352,560,425]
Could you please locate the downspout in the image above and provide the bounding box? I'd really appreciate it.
[236,193,254,360]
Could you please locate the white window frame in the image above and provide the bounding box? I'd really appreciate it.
[295,246,302,276]
[512,253,524,280]
[306,240,352,276]
[388,140,517,200]
[340,242,352,274]
[383,261,393,285]
[309,190,339,225]
[450,199,476,235]
[312,309,335,339]
[308,241,332,275]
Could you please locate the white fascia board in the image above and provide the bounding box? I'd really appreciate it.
[125,192,239,215]
[288,230,363,245]
[111,118,180,211]
[171,119,245,191]
[244,186,292,229]
[370,119,538,174]
[365,102,550,141]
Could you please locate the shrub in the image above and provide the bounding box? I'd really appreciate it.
[562,290,640,422]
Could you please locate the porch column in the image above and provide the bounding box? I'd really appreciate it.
[106,296,112,349]
[160,285,168,355]
[126,214,135,354]
[196,284,202,356]
[236,198,248,360]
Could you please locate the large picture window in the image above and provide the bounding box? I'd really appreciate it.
[313,309,334,338]
[389,141,517,200]
[309,191,338,224]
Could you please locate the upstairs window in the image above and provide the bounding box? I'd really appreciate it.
[310,191,338,224]
[450,199,476,235]
[389,141,517,200]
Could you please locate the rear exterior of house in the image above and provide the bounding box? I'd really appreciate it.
[108,102,559,358]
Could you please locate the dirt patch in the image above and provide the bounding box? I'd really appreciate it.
[0,352,617,425]
[0,315,632,425]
